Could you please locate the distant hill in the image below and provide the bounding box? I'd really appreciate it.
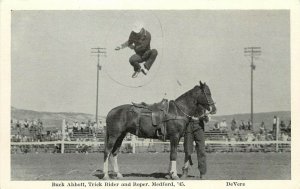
[211,111,291,131]
[11,107,290,131]
[11,107,105,129]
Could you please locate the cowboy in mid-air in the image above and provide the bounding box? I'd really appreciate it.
[115,22,158,78]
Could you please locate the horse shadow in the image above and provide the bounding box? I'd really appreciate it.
[93,170,196,179]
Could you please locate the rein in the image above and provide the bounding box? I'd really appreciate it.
[172,100,212,121]
[172,101,198,120]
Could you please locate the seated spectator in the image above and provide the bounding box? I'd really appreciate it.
[286,120,291,136]
[231,118,237,131]
[281,132,289,141]
[73,121,79,133]
[260,133,266,141]
[93,122,98,133]
[220,119,228,132]
[255,133,261,141]
[89,123,94,134]
[280,120,286,132]
[24,119,29,128]
[259,121,265,134]
[16,121,21,134]
[33,119,38,127]
[68,125,73,137]
[247,119,253,130]
[272,116,277,137]
[239,120,245,130]
[22,135,28,142]
[11,135,16,142]
[266,133,274,141]
[246,132,255,142]
[80,122,85,133]
[213,122,220,131]
[83,122,89,132]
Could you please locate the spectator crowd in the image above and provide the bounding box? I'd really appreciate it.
[11,116,291,154]
[208,117,291,142]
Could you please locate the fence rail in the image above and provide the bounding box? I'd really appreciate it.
[11,140,291,154]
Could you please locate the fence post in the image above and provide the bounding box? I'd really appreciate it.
[131,135,136,154]
[276,117,280,152]
[61,119,65,154]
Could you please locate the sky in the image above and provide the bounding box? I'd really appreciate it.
[11,10,290,117]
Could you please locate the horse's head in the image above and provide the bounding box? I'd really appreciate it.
[193,81,217,115]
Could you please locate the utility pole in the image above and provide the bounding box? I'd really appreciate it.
[91,47,106,127]
[244,47,261,129]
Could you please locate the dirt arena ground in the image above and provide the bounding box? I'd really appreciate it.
[11,152,290,180]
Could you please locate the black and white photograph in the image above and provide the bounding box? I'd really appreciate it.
[1,0,300,189]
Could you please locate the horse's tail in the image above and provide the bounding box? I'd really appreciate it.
[104,125,108,148]
[103,111,111,160]
[103,122,111,162]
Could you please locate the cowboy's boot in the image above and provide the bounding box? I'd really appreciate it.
[199,173,203,179]
[132,71,140,78]
[199,169,204,179]
[141,68,148,75]
[181,167,189,179]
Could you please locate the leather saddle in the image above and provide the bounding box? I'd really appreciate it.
[132,98,168,111]
[132,99,169,140]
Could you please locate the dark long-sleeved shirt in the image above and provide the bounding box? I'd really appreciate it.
[121,28,151,55]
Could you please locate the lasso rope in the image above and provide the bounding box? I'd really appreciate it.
[102,11,164,88]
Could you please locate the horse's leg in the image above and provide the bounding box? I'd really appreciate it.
[110,132,127,179]
[169,135,180,180]
[103,133,118,180]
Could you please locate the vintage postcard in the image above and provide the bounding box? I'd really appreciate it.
[0,0,300,189]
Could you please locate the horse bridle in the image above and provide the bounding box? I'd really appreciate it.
[173,85,215,121]
[201,85,215,107]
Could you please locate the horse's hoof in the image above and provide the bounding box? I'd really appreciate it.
[116,173,123,179]
[171,175,180,180]
[169,172,180,180]
[102,174,110,180]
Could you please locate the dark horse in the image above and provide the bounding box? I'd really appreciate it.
[103,81,216,180]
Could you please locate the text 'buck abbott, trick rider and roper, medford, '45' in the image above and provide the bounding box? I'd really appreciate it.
[51,181,183,187]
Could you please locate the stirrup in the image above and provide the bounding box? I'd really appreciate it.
[156,129,163,137]
[156,130,164,141]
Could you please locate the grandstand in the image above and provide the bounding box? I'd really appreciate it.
[11,117,291,154]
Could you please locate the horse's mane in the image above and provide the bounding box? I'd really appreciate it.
[175,85,200,101]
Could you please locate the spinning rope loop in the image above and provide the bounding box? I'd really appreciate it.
[103,11,164,88]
